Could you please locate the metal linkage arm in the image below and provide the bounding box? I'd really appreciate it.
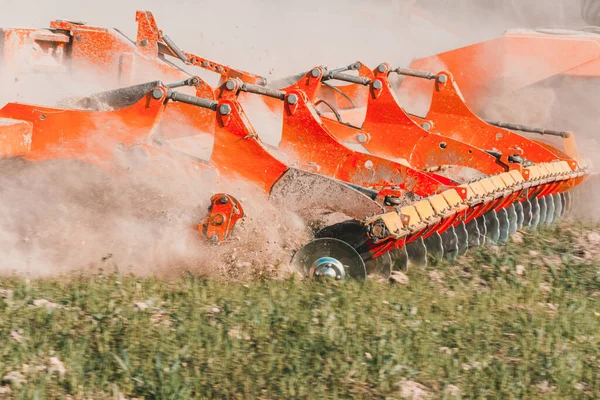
[485,120,571,138]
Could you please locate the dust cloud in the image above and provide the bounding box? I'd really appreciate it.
[0,0,597,277]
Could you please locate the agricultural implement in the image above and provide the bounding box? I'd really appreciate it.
[0,11,589,281]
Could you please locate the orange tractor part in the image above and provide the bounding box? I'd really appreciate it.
[0,11,589,280]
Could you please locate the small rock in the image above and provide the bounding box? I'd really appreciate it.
[33,299,59,311]
[206,306,220,314]
[439,346,452,355]
[536,380,555,393]
[428,270,444,284]
[134,302,149,311]
[364,352,373,360]
[512,232,524,243]
[574,382,586,391]
[587,231,600,245]
[528,250,539,257]
[2,371,25,386]
[515,265,526,276]
[49,357,66,377]
[10,331,24,343]
[397,380,432,399]
[0,288,13,299]
[539,283,552,293]
[0,386,11,394]
[444,384,461,397]
[390,271,409,285]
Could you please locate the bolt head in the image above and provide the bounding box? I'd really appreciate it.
[287,93,298,105]
[210,234,220,243]
[356,133,368,143]
[437,74,448,83]
[225,80,236,91]
[311,68,321,78]
[421,122,431,131]
[372,80,383,90]
[377,64,387,73]
[219,196,230,204]
[219,104,231,115]
[152,88,164,100]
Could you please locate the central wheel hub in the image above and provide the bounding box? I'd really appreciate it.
[309,257,346,280]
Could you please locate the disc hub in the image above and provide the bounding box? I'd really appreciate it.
[310,257,346,280]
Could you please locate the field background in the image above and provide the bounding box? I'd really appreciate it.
[1,223,598,399]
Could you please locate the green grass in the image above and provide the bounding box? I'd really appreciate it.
[0,223,599,399]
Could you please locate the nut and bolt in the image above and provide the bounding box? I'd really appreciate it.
[437,75,447,83]
[372,80,383,90]
[219,104,232,116]
[311,68,321,78]
[377,64,387,73]
[287,93,299,105]
[225,80,236,91]
[152,88,164,100]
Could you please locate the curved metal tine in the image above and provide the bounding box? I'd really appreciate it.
[508,203,519,234]
[424,232,444,262]
[545,195,555,224]
[455,221,469,255]
[538,196,548,226]
[484,210,500,244]
[390,247,409,272]
[441,227,459,262]
[564,191,572,215]
[477,215,488,246]
[522,199,533,227]
[497,208,510,243]
[406,237,428,268]
[559,193,567,217]
[466,218,481,247]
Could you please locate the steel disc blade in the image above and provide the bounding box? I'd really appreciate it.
[530,197,541,231]
[455,222,469,255]
[365,252,392,279]
[478,215,488,245]
[497,208,510,243]
[406,237,427,268]
[559,193,567,217]
[507,204,518,234]
[390,247,408,272]
[424,232,444,262]
[441,227,459,262]
[546,194,556,224]
[522,199,533,227]
[515,201,525,229]
[484,210,500,244]
[466,219,481,248]
[563,192,571,215]
[538,196,548,226]
[291,238,366,280]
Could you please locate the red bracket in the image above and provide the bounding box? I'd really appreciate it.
[199,193,244,244]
